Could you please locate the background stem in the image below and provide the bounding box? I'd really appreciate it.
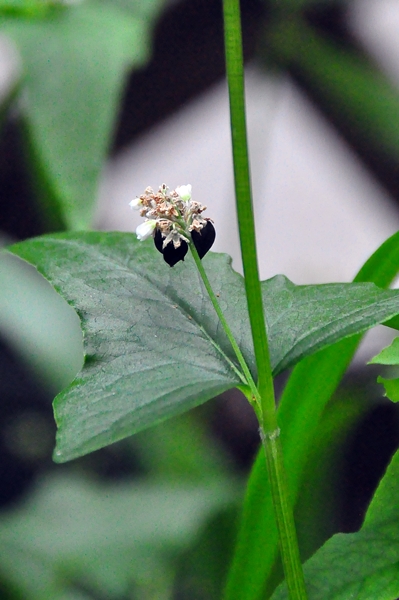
[222,0,307,597]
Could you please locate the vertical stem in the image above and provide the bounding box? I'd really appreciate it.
[222,0,274,429]
[222,0,308,597]
[261,432,308,599]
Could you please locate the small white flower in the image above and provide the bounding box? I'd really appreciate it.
[175,184,192,202]
[129,197,142,210]
[136,220,156,241]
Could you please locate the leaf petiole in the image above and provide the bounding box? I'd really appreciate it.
[189,242,262,418]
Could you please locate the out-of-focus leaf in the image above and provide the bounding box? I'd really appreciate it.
[0,473,239,599]
[0,0,57,17]
[271,447,399,600]
[267,17,399,162]
[174,505,241,600]
[377,376,399,403]
[293,389,366,561]
[369,337,399,402]
[133,410,230,481]
[369,336,399,365]
[3,0,164,229]
[0,252,83,391]
[9,231,399,462]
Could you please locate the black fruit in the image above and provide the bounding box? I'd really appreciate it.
[153,229,188,267]
[191,221,216,259]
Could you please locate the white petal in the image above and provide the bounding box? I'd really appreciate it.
[129,197,142,209]
[175,184,192,201]
[136,220,156,241]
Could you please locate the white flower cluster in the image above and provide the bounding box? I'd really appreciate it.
[130,183,208,249]
[130,184,215,267]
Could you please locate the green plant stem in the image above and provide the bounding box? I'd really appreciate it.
[222,0,275,432]
[222,0,307,597]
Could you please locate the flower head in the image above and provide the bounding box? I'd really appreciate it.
[131,184,215,266]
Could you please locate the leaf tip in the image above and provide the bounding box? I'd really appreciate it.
[52,447,65,464]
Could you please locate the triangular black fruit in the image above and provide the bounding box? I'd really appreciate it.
[153,229,188,266]
[154,228,164,254]
[191,221,216,259]
[162,240,188,266]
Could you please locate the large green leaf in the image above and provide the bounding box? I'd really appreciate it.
[9,231,399,462]
[271,446,399,600]
[3,0,164,229]
[9,232,252,462]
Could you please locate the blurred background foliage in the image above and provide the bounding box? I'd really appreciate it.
[1,0,399,598]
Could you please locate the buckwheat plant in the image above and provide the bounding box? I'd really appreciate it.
[7,1,399,599]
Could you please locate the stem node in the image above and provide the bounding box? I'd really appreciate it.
[259,427,281,442]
